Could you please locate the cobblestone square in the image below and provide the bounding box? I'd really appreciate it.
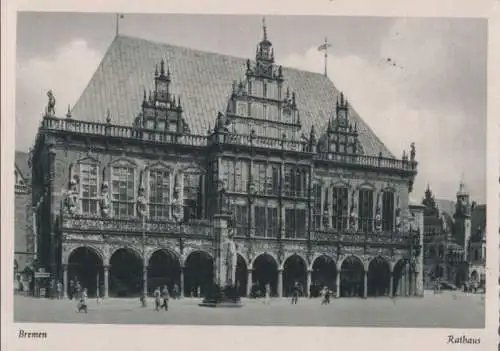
[14,291,484,328]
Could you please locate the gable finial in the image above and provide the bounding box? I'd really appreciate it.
[160,59,165,76]
[66,104,72,118]
[262,17,267,41]
[106,108,111,124]
[155,64,159,77]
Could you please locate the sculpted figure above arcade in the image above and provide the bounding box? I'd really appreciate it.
[64,177,79,216]
[100,182,111,218]
[137,186,148,218]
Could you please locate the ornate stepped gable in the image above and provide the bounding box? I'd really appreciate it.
[223,21,302,143]
[133,59,190,135]
[70,31,395,158]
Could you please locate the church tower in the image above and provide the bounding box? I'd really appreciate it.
[453,177,472,260]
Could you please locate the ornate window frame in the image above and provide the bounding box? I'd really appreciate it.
[108,157,138,219]
[145,161,173,221]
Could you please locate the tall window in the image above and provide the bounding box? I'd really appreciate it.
[332,187,348,231]
[382,191,395,231]
[223,159,248,193]
[254,206,278,238]
[312,184,322,230]
[284,166,308,197]
[183,172,203,221]
[232,205,248,236]
[285,208,306,239]
[80,163,99,215]
[358,189,373,232]
[253,163,280,196]
[149,168,170,219]
[111,166,135,218]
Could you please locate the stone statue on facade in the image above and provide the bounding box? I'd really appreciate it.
[99,182,111,218]
[136,186,148,218]
[410,142,416,162]
[374,207,382,232]
[65,178,79,215]
[395,208,401,232]
[46,90,56,116]
[349,205,358,232]
[224,227,237,287]
[440,212,448,233]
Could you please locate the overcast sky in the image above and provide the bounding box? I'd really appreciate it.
[15,13,487,203]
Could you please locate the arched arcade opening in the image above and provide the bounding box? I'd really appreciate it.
[340,255,364,297]
[235,254,248,297]
[283,254,307,297]
[183,250,213,297]
[67,246,104,298]
[367,256,391,297]
[251,254,278,297]
[311,255,337,297]
[147,249,181,295]
[109,248,143,297]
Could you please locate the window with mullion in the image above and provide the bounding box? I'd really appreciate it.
[111,166,135,218]
[358,189,374,232]
[266,207,278,238]
[312,184,322,230]
[80,163,99,215]
[382,191,395,231]
[332,187,348,231]
[148,168,170,220]
[255,206,266,237]
[232,205,248,236]
[183,172,203,221]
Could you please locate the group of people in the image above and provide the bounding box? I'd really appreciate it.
[153,286,170,311]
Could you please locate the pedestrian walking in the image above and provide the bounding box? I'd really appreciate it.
[77,288,88,313]
[264,283,271,304]
[56,281,62,299]
[69,280,74,300]
[161,285,170,311]
[291,281,300,305]
[154,288,161,311]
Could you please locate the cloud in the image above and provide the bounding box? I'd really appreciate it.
[16,39,102,151]
[281,20,485,203]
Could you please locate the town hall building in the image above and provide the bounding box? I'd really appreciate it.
[28,21,424,299]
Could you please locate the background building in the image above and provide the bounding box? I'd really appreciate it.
[14,151,35,292]
[422,183,486,289]
[27,23,423,299]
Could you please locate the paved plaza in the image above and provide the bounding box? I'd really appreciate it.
[14,291,484,328]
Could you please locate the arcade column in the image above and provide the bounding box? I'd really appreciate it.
[389,269,394,298]
[62,264,68,299]
[103,265,109,298]
[336,271,341,298]
[278,269,283,297]
[246,269,253,297]
[363,270,368,298]
[180,267,184,298]
[306,270,312,297]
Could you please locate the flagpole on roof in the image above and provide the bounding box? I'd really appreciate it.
[317,37,332,78]
[115,13,124,37]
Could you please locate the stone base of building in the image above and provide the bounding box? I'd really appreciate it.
[199,284,243,308]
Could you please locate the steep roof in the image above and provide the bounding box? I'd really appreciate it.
[71,35,394,158]
[15,151,30,180]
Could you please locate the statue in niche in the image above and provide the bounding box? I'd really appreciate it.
[440,212,448,233]
[136,186,148,218]
[46,90,56,116]
[65,177,79,216]
[374,207,382,232]
[395,208,401,232]
[349,204,358,232]
[99,182,111,218]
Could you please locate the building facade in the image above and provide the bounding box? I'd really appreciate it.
[30,23,422,299]
[422,183,486,289]
[14,151,35,291]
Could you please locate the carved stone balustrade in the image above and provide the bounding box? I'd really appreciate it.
[61,214,213,238]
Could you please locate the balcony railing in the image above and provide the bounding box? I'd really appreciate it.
[312,230,411,245]
[41,116,416,172]
[315,152,417,171]
[61,214,213,237]
[41,117,208,148]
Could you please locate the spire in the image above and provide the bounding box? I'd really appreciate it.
[262,17,267,41]
[155,64,159,77]
[66,105,72,118]
[458,172,468,196]
[160,59,165,76]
